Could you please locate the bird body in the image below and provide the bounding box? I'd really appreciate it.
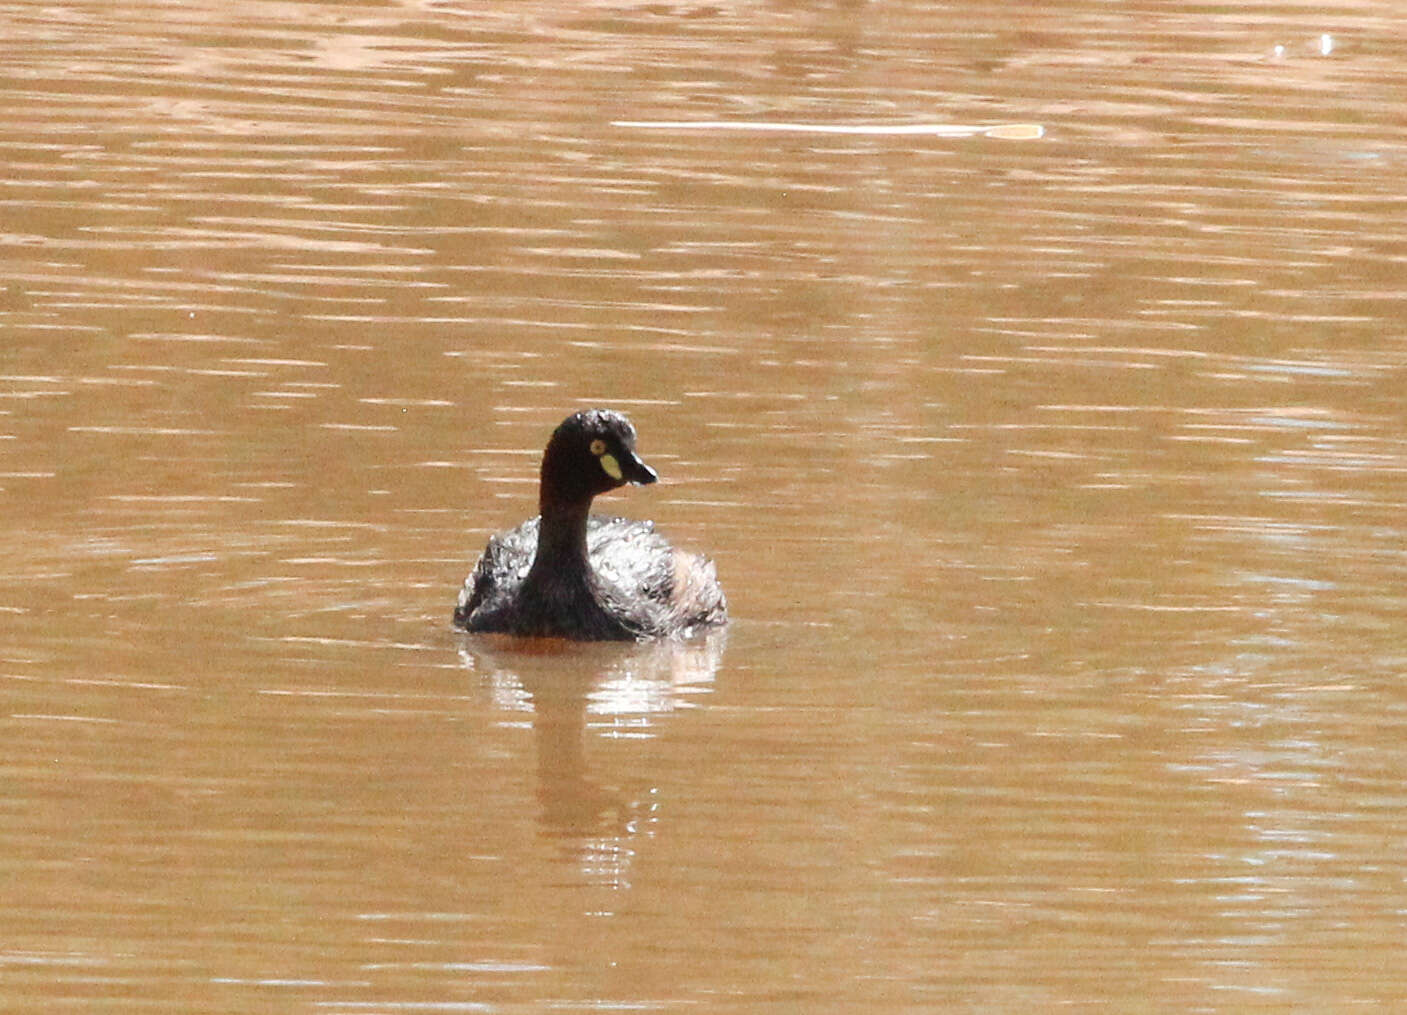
[454,409,726,641]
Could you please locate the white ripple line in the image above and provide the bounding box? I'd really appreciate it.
[614,120,1044,138]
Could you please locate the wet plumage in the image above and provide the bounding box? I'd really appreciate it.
[453,409,727,641]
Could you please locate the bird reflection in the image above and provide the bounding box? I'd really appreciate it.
[457,633,724,885]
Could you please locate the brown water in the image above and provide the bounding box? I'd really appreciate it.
[4,0,1407,1010]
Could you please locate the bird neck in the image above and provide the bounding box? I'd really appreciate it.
[527,497,594,585]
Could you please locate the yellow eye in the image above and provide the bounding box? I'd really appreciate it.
[589,439,606,456]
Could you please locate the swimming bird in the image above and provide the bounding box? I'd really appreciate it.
[454,409,727,640]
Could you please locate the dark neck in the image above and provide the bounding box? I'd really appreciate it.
[520,493,642,640]
[526,497,593,586]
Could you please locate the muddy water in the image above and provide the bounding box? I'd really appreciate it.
[3,0,1407,1010]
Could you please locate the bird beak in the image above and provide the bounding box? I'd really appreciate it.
[618,448,658,485]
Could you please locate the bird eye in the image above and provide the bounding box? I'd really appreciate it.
[589,439,606,456]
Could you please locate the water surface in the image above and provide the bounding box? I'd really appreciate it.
[3,0,1406,1010]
